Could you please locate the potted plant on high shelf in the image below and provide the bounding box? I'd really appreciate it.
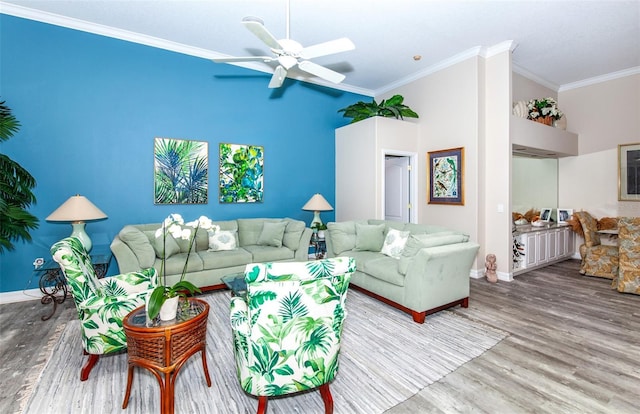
[147,214,218,321]
[526,97,563,126]
[337,94,419,124]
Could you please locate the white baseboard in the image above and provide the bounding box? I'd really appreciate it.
[0,288,43,304]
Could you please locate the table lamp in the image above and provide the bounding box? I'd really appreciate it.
[302,193,333,227]
[46,194,107,252]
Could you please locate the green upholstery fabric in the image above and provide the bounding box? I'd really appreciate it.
[150,232,180,259]
[118,226,156,268]
[257,221,287,247]
[326,221,356,255]
[229,257,355,405]
[575,211,619,279]
[613,217,640,294]
[50,237,158,357]
[354,223,385,251]
[282,218,306,250]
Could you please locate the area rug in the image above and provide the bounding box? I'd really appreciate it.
[22,290,507,414]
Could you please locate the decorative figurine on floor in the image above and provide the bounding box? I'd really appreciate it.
[485,253,498,283]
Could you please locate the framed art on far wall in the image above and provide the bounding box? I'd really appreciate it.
[219,143,264,203]
[154,138,208,204]
[557,208,573,223]
[618,143,640,201]
[428,147,464,205]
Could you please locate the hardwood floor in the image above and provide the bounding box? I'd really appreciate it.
[1,259,638,413]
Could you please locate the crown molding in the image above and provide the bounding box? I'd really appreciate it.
[558,66,640,92]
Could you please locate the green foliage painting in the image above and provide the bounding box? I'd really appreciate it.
[154,138,208,204]
[219,143,264,203]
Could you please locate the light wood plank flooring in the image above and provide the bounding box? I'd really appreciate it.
[1,259,638,413]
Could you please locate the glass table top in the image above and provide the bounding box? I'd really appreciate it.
[127,298,206,328]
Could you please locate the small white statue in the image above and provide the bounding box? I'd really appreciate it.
[485,254,498,283]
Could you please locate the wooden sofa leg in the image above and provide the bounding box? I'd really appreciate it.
[411,311,426,324]
[461,297,469,308]
[80,354,99,381]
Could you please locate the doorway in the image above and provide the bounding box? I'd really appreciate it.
[383,153,416,223]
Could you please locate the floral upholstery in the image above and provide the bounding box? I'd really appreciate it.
[613,217,640,294]
[229,257,355,413]
[51,237,158,379]
[574,211,619,279]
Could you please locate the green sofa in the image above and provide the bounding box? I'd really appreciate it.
[110,218,312,291]
[325,219,480,323]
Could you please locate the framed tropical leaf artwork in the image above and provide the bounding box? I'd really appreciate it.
[428,147,464,205]
[219,143,264,203]
[154,138,208,204]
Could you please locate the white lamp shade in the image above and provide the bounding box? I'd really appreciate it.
[302,194,333,212]
[46,195,107,222]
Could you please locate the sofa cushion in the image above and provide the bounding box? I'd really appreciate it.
[401,232,462,257]
[147,231,181,259]
[327,221,356,255]
[354,223,385,251]
[380,228,410,259]
[257,221,287,248]
[162,252,204,274]
[238,218,281,246]
[208,230,238,251]
[199,248,253,269]
[368,219,405,232]
[243,245,295,262]
[118,226,156,268]
[282,218,305,250]
[212,220,240,247]
[361,256,405,287]
[402,223,451,235]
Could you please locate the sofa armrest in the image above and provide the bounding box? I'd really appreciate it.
[403,242,480,310]
[110,236,144,273]
[293,227,314,261]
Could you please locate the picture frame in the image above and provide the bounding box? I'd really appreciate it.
[154,138,208,204]
[539,208,552,222]
[618,143,640,201]
[219,143,264,203]
[557,208,573,223]
[428,147,464,205]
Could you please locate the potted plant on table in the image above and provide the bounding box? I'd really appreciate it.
[147,214,219,320]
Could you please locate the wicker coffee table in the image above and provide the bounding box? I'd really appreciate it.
[122,297,211,414]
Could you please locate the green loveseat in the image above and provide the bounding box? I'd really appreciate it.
[325,219,480,323]
[111,218,312,291]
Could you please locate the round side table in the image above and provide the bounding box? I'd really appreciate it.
[122,297,211,414]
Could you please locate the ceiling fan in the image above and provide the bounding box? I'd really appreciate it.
[212,1,355,88]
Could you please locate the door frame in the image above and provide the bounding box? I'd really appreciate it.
[380,149,418,223]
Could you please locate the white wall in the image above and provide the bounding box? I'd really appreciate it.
[512,157,558,215]
[559,74,640,219]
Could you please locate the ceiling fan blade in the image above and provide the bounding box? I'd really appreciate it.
[299,37,355,60]
[242,16,282,50]
[298,60,346,84]
[268,65,287,88]
[212,56,274,63]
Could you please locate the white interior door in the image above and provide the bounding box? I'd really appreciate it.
[385,156,410,222]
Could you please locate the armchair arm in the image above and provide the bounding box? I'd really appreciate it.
[293,227,314,261]
[403,242,480,310]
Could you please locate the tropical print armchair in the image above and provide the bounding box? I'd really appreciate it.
[574,211,619,279]
[50,237,158,381]
[613,217,640,294]
[229,257,355,414]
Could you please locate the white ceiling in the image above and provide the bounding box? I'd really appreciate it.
[2,0,639,96]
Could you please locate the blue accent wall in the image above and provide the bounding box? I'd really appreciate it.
[0,15,366,293]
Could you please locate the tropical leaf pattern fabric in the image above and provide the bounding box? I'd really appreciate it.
[574,211,619,279]
[229,257,355,398]
[613,217,640,294]
[51,237,158,354]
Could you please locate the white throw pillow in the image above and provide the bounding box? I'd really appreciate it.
[208,230,237,251]
[380,228,410,259]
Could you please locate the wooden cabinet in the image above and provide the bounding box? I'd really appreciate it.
[513,225,574,275]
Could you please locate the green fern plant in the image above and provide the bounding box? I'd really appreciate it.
[0,100,39,253]
[338,94,419,124]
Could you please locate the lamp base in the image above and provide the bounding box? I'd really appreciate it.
[310,211,323,228]
[70,222,92,252]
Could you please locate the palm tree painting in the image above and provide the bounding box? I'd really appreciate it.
[154,138,208,204]
[219,143,264,203]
